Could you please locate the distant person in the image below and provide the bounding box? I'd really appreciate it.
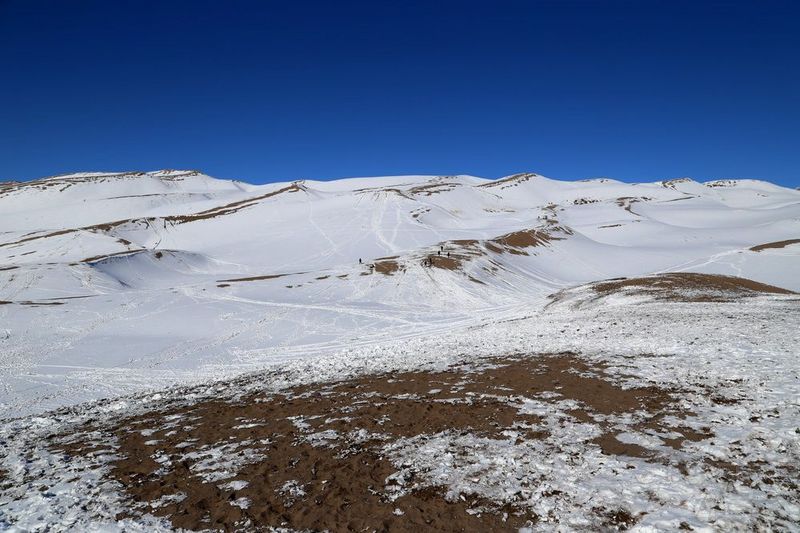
[359,258,362,264]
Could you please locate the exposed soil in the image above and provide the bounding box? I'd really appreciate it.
[427,254,465,271]
[81,249,147,263]
[408,182,458,196]
[591,273,795,302]
[0,171,200,197]
[55,353,694,532]
[490,229,553,254]
[0,228,78,249]
[354,187,413,200]
[661,196,696,203]
[166,184,304,224]
[706,180,738,188]
[750,239,800,252]
[366,225,571,279]
[86,219,132,233]
[477,173,537,189]
[373,259,402,275]
[0,217,150,250]
[217,273,296,283]
[661,178,693,189]
[615,197,651,216]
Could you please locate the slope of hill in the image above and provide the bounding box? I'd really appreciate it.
[1,170,799,417]
[1,170,799,531]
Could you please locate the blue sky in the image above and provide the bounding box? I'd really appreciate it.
[1,0,798,186]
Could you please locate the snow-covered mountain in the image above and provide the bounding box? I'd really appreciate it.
[2,170,798,417]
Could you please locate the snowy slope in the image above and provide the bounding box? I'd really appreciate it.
[1,170,798,417]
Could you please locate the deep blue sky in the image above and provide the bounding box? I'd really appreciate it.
[1,0,798,186]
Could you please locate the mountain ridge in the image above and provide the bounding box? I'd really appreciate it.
[4,168,795,191]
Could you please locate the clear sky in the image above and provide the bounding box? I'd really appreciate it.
[1,0,798,186]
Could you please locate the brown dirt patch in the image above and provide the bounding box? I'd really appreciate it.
[595,507,639,530]
[493,229,551,250]
[661,196,696,203]
[615,197,652,216]
[166,184,304,224]
[373,259,402,275]
[591,273,794,302]
[0,171,196,198]
[705,180,738,188]
[218,273,297,283]
[408,182,458,196]
[662,178,693,189]
[56,353,690,532]
[0,228,78,249]
[81,249,147,263]
[488,228,567,256]
[86,219,131,233]
[366,225,570,277]
[477,173,536,189]
[354,187,413,200]
[449,239,479,247]
[427,255,464,270]
[750,239,800,252]
[0,217,144,250]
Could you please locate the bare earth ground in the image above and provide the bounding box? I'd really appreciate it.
[548,273,797,309]
[6,346,795,532]
[51,353,685,531]
[1,274,798,531]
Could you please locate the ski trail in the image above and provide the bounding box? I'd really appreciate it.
[305,190,343,262]
[659,248,747,275]
[372,192,396,254]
